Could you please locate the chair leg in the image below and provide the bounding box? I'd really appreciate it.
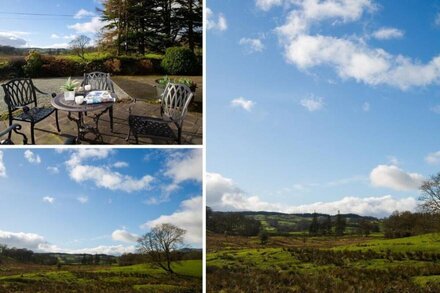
[30,123,36,145]
[109,106,114,132]
[55,110,60,132]
[177,127,182,144]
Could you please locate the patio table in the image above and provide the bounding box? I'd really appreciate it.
[51,92,117,143]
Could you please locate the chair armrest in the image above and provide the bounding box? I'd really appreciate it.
[33,85,49,95]
[0,124,21,137]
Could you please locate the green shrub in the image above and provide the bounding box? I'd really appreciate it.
[161,47,197,75]
[23,51,43,77]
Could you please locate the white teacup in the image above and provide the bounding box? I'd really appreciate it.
[84,85,92,91]
[75,95,84,105]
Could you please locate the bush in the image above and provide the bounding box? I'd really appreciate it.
[23,51,43,77]
[161,47,197,75]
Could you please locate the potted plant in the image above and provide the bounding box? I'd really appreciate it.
[176,77,197,93]
[61,77,79,101]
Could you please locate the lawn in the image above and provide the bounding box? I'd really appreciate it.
[0,260,202,293]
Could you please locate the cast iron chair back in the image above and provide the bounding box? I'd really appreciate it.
[3,79,38,111]
[82,72,115,92]
[161,82,193,128]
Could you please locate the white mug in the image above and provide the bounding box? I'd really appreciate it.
[84,85,92,91]
[75,95,84,105]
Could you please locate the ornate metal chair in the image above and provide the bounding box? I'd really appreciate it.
[2,78,60,144]
[0,124,27,144]
[82,72,115,132]
[127,82,193,144]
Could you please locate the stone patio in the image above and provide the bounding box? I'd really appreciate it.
[0,76,203,145]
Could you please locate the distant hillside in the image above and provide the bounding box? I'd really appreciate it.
[207,208,380,235]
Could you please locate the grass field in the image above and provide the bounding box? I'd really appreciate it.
[207,233,440,292]
[0,260,202,292]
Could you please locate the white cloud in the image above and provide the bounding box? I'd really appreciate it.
[66,149,153,192]
[24,150,41,164]
[141,196,202,246]
[113,161,129,168]
[0,31,29,47]
[51,34,60,39]
[77,196,88,204]
[231,97,255,111]
[69,165,154,192]
[272,0,440,90]
[207,172,417,217]
[47,166,60,174]
[426,151,440,165]
[0,151,6,177]
[372,27,404,40]
[74,9,95,19]
[0,229,134,255]
[43,196,55,204]
[256,0,283,11]
[239,37,265,53]
[112,229,139,243]
[165,149,202,184]
[362,102,370,112]
[41,43,70,49]
[300,96,324,111]
[370,164,424,191]
[68,16,108,34]
[206,8,227,31]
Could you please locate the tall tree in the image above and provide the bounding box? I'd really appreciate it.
[419,172,440,214]
[335,211,346,236]
[309,213,319,235]
[137,223,186,274]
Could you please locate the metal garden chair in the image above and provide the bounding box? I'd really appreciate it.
[127,82,193,144]
[2,78,60,144]
[0,123,27,144]
[82,72,115,132]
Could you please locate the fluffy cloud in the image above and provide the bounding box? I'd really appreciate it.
[0,229,135,255]
[113,161,129,168]
[112,229,139,243]
[256,0,283,11]
[165,149,202,184]
[24,150,41,164]
[231,97,255,111]
[239,37,265,53]
[43,196,55,204]
[370,164,424,191]
[372,27,404,40]
[66,149,153,192]
[47,166,60,174]
[207,8,227,31]
[300,96,324,111]
[269,0,440,90]
[0,31,29,47]
[68,16,108,34]
[141,196,202,246]
[0,151,6,177]
[207,172,417,217]
[77,196,88,204]
[74,9,95,19]
[426,151,440,165]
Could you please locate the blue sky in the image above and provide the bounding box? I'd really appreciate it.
[207,0,440,217]
[0,148,202,254]
[0,0,105,48]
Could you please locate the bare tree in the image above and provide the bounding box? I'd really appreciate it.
[137,223,186,274]
[69,35,91,60]
[419,172,440,214]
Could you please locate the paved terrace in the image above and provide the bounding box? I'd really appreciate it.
[0,76,203,145]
